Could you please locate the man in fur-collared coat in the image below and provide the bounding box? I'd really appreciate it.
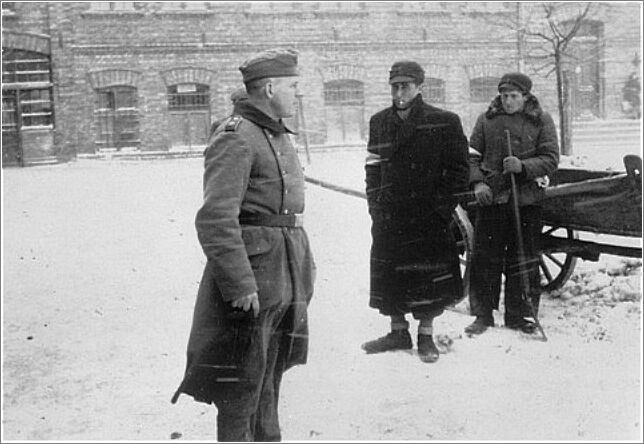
[172,48,315,442]
[464,72,559,336]
[362,60,469,363]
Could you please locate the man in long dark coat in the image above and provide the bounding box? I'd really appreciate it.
[464,72,559,336]
[172,48,316,442]
[363,60,469,363]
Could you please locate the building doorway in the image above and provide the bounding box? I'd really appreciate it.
[566,20,603,119]
[323,79,365,145]
[94,86,140,150]
[167,83,210,151]
[2,90,21,165]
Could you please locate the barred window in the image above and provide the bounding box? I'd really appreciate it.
[2,49,50,83]
[470,76,499,102]
[2,49,54,128]
[89,2,135,11]
[161,2,207,10]
[2,93,17,131]
[20,89,54,127]
[167,84,210,110]
[425,77,446,103]
[324,80,364,106]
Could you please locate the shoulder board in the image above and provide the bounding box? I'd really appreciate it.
[224,115,243,132]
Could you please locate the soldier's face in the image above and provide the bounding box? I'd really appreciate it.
[500,89,527,114]
[390,81,421,109]
[270,77,299,118]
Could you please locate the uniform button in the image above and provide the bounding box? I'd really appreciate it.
[284,189,288,195]
[282,170,287,175]
[283,209,289,214]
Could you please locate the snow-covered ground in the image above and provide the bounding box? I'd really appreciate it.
[1,146,642,441]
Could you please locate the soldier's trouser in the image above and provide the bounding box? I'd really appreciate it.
[469,204,542,320]
[215,299,291,442]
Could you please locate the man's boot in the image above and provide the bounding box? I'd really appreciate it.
[361,329,412,354]
[464,315,494,335]
[417,334,439,363]
[505,316,537,334]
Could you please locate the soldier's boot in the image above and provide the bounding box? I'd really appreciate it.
[417,334,440,363]
[361,329,412,354]
[464,315,495,335]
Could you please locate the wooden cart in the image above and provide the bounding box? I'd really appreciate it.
[453,154,642,296]
[304,154,642,296]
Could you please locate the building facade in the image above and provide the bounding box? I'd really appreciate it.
[2,1,641,166]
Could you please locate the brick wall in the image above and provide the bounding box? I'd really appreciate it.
[3,1,640,156]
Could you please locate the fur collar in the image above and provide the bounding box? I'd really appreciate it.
[485,94,544,125]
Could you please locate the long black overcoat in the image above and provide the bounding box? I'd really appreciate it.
[365,94,469,316]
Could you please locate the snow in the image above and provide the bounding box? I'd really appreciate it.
[1,145,642,441]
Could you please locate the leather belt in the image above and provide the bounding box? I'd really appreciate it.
[239,213,304,228]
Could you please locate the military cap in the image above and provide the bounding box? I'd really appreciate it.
[239,48,299,84]
[498,72,532,94]
[230,87,248,103]
[389,60,425,85]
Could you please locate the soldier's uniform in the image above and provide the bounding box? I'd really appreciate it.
[172,49,315,442]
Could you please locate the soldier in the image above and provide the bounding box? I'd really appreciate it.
[363,60,469,363]
[209,87,248,135]
[464,72,559,335]
[172,48,316,442]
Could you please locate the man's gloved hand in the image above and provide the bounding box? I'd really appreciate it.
[503,156,523,174]
[231,292,259,317]
[473,182,494,206]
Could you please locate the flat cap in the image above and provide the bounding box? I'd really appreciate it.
[239,48,299,84]
[498,72,532,94]
[389,60,425,85]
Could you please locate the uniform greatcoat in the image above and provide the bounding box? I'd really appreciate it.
[172,101,315,439]
[365,94,469,318]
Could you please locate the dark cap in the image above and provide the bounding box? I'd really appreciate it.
[389,61,425,85]
[239,48,299,84]
[230,87,247,103]
[498,72,532,94]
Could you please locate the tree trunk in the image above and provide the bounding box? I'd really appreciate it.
[555,51,573,156]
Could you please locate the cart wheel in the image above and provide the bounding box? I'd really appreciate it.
[539,225,578,292]
[450,204,474,300]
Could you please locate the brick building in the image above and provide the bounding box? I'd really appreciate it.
[2,1,641,166]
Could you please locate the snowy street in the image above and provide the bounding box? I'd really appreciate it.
[1,154,642,441]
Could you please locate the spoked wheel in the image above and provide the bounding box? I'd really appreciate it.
[450,204,474,301]
[539,224,578,292]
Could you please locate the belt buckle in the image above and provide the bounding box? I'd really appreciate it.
[293,213,304,227]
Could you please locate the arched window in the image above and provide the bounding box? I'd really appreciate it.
[1,49,54,127]
[324,79,365,106]
[425,77,446,103]
[470,76,500,102]
[167,83,209,110]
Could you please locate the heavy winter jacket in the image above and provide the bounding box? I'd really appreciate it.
[469,94,560,206]
[172,101,316,405]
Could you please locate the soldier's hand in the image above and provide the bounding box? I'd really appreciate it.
[231,292,259,317]
[473,182,494,206]
[503,156,523,174]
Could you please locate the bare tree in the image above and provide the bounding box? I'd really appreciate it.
[521,2,595,155]
[462,2,596,156]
